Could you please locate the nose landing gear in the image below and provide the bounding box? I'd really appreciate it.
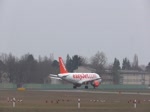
[73,85,77,89]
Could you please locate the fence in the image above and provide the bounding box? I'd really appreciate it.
[0,83,17,89]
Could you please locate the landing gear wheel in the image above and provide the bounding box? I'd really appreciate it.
[85,86,88,89]
[73,85,77,89]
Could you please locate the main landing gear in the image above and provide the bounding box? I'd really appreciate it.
[84,82,88,89]
[73,84,88,89]
[73,85,77,89]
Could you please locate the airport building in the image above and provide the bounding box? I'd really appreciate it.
[75,66,150,85]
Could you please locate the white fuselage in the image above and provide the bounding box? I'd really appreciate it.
[58,73,101,85]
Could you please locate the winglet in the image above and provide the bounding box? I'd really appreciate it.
[59,57,68,74]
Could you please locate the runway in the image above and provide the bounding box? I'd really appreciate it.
[33,89,150,96]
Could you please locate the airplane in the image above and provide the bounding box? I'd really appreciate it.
[49,57,102,89]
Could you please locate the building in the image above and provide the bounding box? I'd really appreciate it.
[120,70,150,85]
[102,70,150,85]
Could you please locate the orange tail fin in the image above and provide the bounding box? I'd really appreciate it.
[59,57,68,74]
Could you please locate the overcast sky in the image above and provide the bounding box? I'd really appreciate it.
[0,0,150,65]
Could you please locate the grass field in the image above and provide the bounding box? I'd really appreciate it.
[0,90,150,112]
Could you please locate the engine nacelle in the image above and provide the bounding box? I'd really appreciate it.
[91,79,101,87]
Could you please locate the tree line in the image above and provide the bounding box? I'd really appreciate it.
[0,52,150,84]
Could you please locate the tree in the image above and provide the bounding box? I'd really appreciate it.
[66,54,73,72]
[112,58,121,84]
[91,51,107,74]
[66,55,83,72]
[0,60,5,72]
[79,56,88,66]
[72,55,82,70]
[17,54,37,83]
[5,53,18,83]
[122,58,131,70]
[0,53,61,84]
[37,56,56,83]
[132,54,139,70]
[51,60,59,74]
[52,60,59,68]
[146,62,150,72]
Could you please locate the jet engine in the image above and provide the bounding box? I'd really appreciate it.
[91,79,101,87]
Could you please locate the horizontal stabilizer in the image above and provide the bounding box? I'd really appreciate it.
[49,74,58,77]
[49,76,62,80]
